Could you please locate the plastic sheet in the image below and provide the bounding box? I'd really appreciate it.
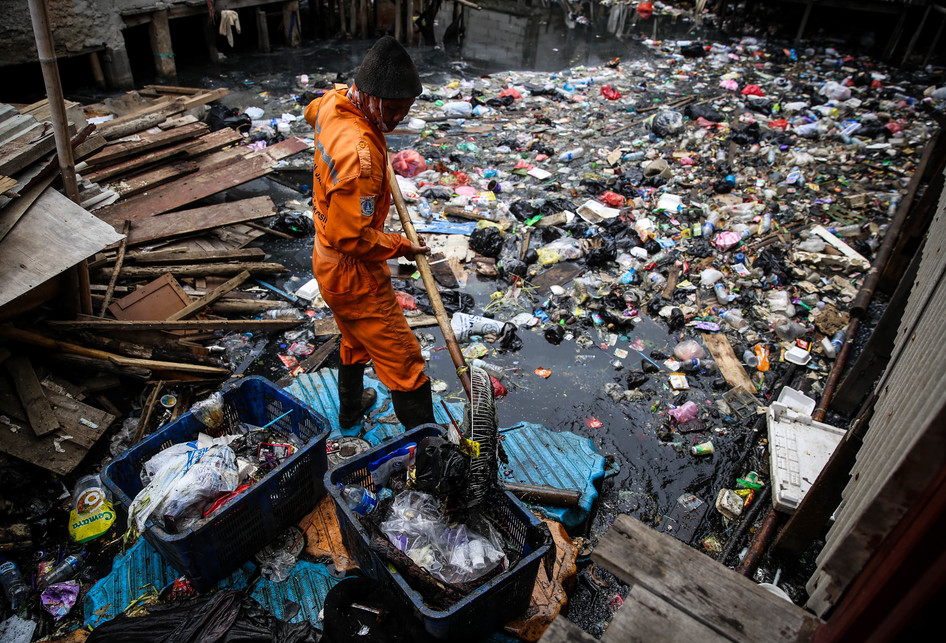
[379,491,507,586]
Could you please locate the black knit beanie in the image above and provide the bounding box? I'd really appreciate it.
[354,36,423,99]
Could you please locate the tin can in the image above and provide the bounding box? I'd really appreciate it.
[690,441,715,456]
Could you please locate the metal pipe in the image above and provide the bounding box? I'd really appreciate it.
[813,317,860,422]
[737,506,782,578]
[720,485,771,567]
[27,0,79,203]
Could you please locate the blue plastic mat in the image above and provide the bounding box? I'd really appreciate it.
[84,537,340,629]
[284,370,464,445]
[500,422,619,531]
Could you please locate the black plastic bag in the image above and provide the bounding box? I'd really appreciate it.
[684,103,724,122]
[586,239,617,267]
[544,325,565,345]
[271,211,315,236]
[470,227,504,258]
[680,42,706,58]
[498,323,522,351]
[206,104,251,133]
[322,577,435,643]
[626,370,649,389]
[508,200,538,221]
[87,590,318,643]
[498,257,528,280]
[413,436,470,499]
[667,308,685,331]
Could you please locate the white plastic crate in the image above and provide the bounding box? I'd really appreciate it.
[766,402,845,513]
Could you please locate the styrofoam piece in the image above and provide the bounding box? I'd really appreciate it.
[776,386,816,416]
[84,537,341,629]
[500,422,620,531]
[767,402,845,513]
[284,370,463,443]
[784,346,812,365]
[294,278,321,302]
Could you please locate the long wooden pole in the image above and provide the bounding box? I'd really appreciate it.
[27,0,78,203]
[387,161,472,398]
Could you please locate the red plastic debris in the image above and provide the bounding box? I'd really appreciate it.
[741,84,764,97]
[600,85,623,100]
[395,291,417,310]
[636,1,653,19]
[391,149,427,178]
[885,122,903,135]
[599,190,625,207]
[498,87,522,100]
[768,119,790,131]
[490,375,507,397]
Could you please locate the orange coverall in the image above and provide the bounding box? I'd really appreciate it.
[304,86,427,392]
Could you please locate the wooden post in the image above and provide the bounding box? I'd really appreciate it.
[794,0,814,46]
[148,9,177,77]
[204,14,219,63]
[394,0,402,41]
[360,0,369,38]
[406,0,414,44]
[923,11,945,67]
[101,46,134,89]
[257,9,271,53]
[338,0,348,36]
[26,0,80,201]
[902,4,932,66]
[283,0,301,46]
[883,11,907,60]
[349,0,357,37]
[89,51,105,89]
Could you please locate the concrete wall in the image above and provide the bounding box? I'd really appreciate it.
[0,0,158,66]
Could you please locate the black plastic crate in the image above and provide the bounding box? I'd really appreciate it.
[325,424,552,640]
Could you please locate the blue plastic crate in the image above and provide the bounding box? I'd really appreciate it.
[102,376,330,592]
[325,425,552,640]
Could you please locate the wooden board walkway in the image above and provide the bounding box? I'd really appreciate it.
[545,514,824,642]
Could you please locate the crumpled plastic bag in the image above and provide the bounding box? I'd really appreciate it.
[41,581,80,621]
[130,439,240,534]
[380,491,506,586]
[391,149,427,178]
[190,392,225,432]
[652,110,684,137]
[540,237,583,262]
[469,226,504,257]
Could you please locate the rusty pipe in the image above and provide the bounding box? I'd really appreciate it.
[504,482,582,507]
[737,507,782,578]
[813,316,861,422]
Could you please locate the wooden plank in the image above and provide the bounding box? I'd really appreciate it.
[46,319,305,332]
[109,160,198,197]
[591,515,822,643]
[130,247,265,264]
[120,196,277,246]
[98,111,168,141]
[167,270,251,321]
[0,326,230,377]
[702,333,755,393]
[99,220,131,317]
[0,188,124,308]
[183,127,243,157]
[108,273,189,321]
[115,261,286,279]
[312,314,438,337]
[96,138,308,225]
[275,335,339,388]
[85,121,209,166]
[73,133,107,161]
[158,114,199,129]
[602,585,730,643]
[540,616,597,642]
[82,138,199,183]
[0,176,17,193]
[5,356,60,436]
[0,175,55,243]
[810,225,870,271]
[0,124,56,176]
[299,495,357,573]
[44,389,114,450]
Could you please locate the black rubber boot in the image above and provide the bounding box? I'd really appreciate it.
[338,363,377,429]
[390,379,436,430]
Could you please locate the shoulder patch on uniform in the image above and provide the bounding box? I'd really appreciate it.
[356,139,372,177]
[360,196,375,217]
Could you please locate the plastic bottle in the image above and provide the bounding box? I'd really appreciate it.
[0,556,29,610]
[702,210,720,237]
[721,309,748,330]
[759,211,773,234]
[469,358,504,380]
[558,147,585,162]
[785,166,803,184]
[681,358,717,372]
[827,224,861,237]
[338,485,378,516]
[40,551,86,587]
[418,201,432,221]
[714,282,729,305]
[442,101,473,117]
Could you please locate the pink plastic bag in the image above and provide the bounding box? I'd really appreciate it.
[391,149,427,178]
[669,401,699,424]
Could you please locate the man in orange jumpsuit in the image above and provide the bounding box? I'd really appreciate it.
[304,36,436,430]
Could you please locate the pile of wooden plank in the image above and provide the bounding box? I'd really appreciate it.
[0,85,318,477]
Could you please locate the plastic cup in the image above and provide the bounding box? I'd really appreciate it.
[743,349,759,368]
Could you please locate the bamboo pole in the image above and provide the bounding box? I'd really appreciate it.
[387,162,472,398]
[27,0,78,202]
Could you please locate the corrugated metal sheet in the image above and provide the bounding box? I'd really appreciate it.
[84,537,340,628]
[806,171,946,615]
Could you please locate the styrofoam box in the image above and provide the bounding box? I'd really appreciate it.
[767,402,846,513]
